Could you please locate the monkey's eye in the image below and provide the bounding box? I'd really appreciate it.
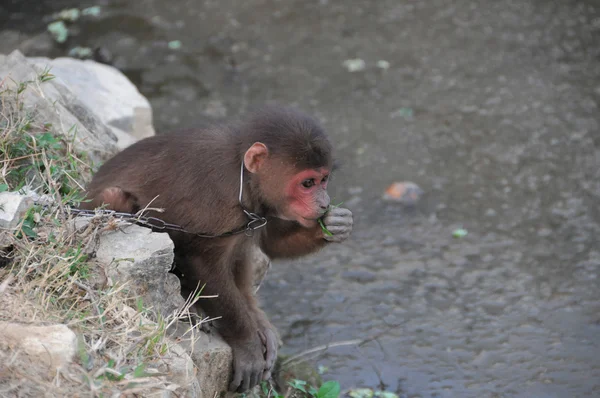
[322,175,329,183]
[302,179,315,188]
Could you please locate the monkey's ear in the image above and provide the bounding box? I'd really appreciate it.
[244,142,269,173]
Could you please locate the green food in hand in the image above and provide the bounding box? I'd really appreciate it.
[319,202,344,236]
[319,218,333,236]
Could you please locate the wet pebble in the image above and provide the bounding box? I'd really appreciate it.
[480,300,507,316]
[380,236,399,247]
[485,208,497,217]
[341,270,377,283]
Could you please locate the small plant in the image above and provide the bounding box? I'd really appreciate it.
[1,73,92,200]
[288,379,341,398]
[258,379,341,398]
[16,205,39,239]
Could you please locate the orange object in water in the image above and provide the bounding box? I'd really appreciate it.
[383,181,423,204]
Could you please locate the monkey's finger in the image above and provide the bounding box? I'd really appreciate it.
[323,213,353,223]
[249,369,261,391]
[266,335,278,370]
[230,366,243,392]
[262,369,272,381]
[324,226,352,234]
[240,369,252,392]
[324,233,350,242]
[323,209,353,225]
[327,207,353,217]
[258,330,267,354]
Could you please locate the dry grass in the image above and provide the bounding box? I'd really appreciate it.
[0,67,202,397]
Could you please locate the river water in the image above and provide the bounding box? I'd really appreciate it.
[1,0,599,397]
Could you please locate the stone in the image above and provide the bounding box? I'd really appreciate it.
[115,305,201,397]
[160,341,201,397]
[27,55,155,149]
[251,246,271,292]
[170,323,233,397]
[0,322,77,369]
[0,50,118,162]
[0,191,33,230]
[93,223,184,319]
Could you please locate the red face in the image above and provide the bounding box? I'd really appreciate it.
[281,167,331,227]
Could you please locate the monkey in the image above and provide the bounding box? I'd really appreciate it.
[80,106,353,392]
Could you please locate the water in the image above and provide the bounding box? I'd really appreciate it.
[2,0,599,396]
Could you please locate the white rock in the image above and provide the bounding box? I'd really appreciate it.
[93,224,184,318]
[28,56,155,149]
[0,50,119,162]
[0,322,77,369]
[0,191,33,230]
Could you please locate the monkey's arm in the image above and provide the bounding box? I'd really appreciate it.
[261,207,353,259]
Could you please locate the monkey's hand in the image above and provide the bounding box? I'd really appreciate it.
[321,207,353,242]
[228,312,278,392]
[229,333,269,392]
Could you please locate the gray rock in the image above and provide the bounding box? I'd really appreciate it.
[0,322,77,369]
[251,246,271,292]
[0,50,118,162]
[93,224,185,319]
[170,323,233,398]
[0,191,33,230]
[27,55,154,149]
[161,342,201,398]
[115,305,201,398]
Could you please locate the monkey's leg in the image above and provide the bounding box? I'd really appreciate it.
[179,253,268,392]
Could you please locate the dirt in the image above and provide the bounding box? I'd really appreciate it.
[1,0,599,397]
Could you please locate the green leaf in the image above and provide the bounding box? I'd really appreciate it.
[0,183,8,192]
[288,379,308,393]
[318,218,333,236]
[21,224,37,238]
[261,381,270,395]
[452,228,468,238]
[317,381,341,398]
[133,363,147,378]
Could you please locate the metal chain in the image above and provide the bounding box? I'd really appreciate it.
[67,207,267,238]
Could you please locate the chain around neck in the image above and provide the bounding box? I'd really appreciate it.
[239,161,268,230]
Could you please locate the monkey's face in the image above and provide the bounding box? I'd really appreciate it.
[278,167,331,227]
[244,142,332,227]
